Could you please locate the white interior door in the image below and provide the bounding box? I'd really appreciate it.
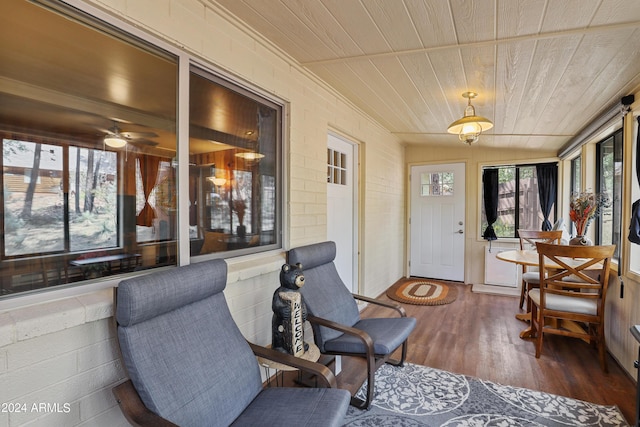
[327,133,357,292]
[410,163,465,281]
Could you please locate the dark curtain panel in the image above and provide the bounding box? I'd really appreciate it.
[629,117,640,244]
[636,116,640,186]
[536,163,558,231]
[136,155,161,227]
[482,168,498,240]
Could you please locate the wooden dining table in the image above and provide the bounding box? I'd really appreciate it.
[496,249,546,268]
[495,249,601,339]
[496,248,603,270]
[495,250,540,332]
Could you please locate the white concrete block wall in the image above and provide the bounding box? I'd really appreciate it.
[0,261,294,427]
[0,290,128,427]
[0,0,407,425]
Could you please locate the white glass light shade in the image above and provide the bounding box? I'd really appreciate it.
[235,151,265,160]
[104,136,127,148]
[212,177,227,187]
[207,176,227,187]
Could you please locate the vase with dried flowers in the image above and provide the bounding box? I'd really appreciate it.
[569,191,610,245]
[232,199,246,237]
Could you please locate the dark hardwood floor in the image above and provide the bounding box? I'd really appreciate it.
[334,278,637,424]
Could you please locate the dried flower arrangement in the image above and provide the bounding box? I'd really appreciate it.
[569,191,610,236]
[232,199,246,226]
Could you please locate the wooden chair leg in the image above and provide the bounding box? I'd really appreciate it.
[351,351,377,410]
[598,324,608,373]
[531,305,543,358]
[399,340,407,365]
[525,284,537,314]
[519,280,526,309]
[387,340,408,367]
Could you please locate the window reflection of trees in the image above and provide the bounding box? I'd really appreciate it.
[3,139,118,257]
[481,164,556,238]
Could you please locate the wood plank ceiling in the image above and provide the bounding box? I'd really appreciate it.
[212,0,640,151]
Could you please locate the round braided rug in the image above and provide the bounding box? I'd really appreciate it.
[386,279,458,306]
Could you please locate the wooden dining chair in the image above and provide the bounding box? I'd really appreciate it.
[529,242,615,372]
[517,230,563,310]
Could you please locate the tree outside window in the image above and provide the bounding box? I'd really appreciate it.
[596,129,622,258]
[481,164,556,238]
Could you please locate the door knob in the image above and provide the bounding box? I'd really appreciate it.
[456,230,464,234]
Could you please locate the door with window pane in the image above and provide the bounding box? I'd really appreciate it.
[327,133,357,293]
[410,163,465,281]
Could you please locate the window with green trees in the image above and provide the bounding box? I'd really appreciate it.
[481,164,556,238]
[596,129,622,257]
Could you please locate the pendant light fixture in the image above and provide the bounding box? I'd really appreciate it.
[235,151,265,161]
[207,176,227,187]
[103,134,127,148]
[447,92,493,145]
[103,123,128,148]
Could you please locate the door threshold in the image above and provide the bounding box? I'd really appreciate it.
[472,283,519,297]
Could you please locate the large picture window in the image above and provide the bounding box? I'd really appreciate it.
[481,164,557,238]
[0,0,283,299]
[0,0,178,296]
[188,70,281,257]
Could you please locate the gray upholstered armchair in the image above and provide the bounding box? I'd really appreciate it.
[113,259,350,426]
[288,241,416,410]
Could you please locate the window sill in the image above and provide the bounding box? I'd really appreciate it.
[627,269,640,284]
[0,250,286,348]
[0,288,113,348]
[225,250,286,283]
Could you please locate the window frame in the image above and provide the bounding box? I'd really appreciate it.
[595,129,623,258]
[480,161,558,240]
[2,137,124,259]
[187,66,284,259]
[630,114,640,277]
[0,0,286,304]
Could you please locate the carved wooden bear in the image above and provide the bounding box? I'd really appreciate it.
[272,263,309,356]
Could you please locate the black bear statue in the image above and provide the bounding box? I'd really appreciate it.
[272,263,309,356]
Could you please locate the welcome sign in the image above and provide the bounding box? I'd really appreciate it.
[279,291,305,357]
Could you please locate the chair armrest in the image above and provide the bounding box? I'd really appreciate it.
[307,314,375,355]
[352,293,407,317]
[112,380,178,427]
[248,342,338,388]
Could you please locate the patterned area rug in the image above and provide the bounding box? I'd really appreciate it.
[386,279,458,305]
[343,363,628,426]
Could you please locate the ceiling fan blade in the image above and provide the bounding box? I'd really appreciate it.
[121,131,158,139]
[130,139,158,147]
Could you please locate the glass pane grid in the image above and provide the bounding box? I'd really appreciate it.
[420,171,454,196]
[327,148,347,185]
